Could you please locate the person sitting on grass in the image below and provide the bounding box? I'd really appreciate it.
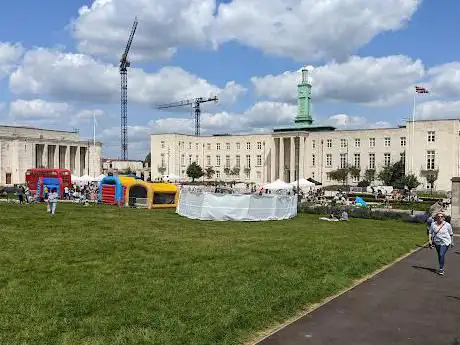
[428,211,454,276]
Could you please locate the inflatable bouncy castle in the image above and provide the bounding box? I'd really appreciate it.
[150,182,179,209]
[124,181,179,209]
[98,176,136,205]
[36,177,63,199]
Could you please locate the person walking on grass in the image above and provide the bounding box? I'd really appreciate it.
[429,211,454,275]
[47,188,58,216]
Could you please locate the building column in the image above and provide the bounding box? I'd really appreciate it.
[279,137,285,181]
[451,177,460,231]
[299,136,305,179]
[290,137,296,182]
[270,139,276,182]
[54,145,59,169]
[75,146,81,176]
[42,144,48,168]
[65,146,71,171]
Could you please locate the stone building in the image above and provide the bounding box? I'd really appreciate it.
[151,68,460,192]
[101,159,144,175]
[0,126,102,185]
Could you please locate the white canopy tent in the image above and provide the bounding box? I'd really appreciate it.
[263,179,294,190]
[290,178,316,187]
[162,174,182,182]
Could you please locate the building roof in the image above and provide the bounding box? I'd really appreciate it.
[0,124,79,134]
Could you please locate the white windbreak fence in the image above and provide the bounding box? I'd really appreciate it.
[177,190,297,221]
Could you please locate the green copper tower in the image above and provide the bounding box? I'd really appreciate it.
[295,67,313,125]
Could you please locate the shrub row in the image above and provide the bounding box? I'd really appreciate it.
[300,203,428,224]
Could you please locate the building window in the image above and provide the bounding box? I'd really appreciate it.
[161,153,165,168]
[226,143,230,150]
[355,139,360,148]
[216,143,221,150]
[207,143,211,150]
[340,153,347,168]
[206,155,211,166]
[354,153,360,168]
[216,171,220,179]
[236,155,240,168]
[312,154,316,167]
[327,139,332,148]
[369,153,375,169]
[326,154,332,167]
[189,142,192,150]
[246,142,251,150]
[312,140,316,149]
[245,170,250,179]
[236,142,240,150]
[225,155,230,168]
[369,138,375,147]
[384,137,391,147]
[161,141,165,149]
[428,131,435,142]
[400,152,406,168]
[246,155,251,168]
[257,142,262,150]
[196,143,199,151]
[256,171,261,180]
[384,153,391,166]
[189,155,192,165]
[195,155,198,162]
[326,173,331,181]
[400,137,406,147]
[352,175,359,183]
[312,172,315,178]
[181,154,185,166]
[427,151,435,170]
[256,155,262,166]
[340,139,347,148]
[216,155,221,166]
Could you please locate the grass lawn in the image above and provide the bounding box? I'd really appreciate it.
[0,203,425,345]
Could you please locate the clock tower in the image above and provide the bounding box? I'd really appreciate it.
[294,67,313,125]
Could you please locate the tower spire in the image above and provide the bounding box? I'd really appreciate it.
[295,66,313,125]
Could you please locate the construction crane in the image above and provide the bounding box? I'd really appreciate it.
[157,96,218,136]
[119,17,138,160]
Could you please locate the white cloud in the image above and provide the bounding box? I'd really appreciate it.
[251,55,424,107]
[71,109,105,125]
[325,114,367,128]
[70,0,420,62]
[213,0,420,61]
[0,42,24,79]
[9,99,71,120]
[72,0,216,60]
[427,63,460,98]
[9,47,246,105]
[416,100,460,120]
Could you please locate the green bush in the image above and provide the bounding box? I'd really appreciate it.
[300,203,426,224]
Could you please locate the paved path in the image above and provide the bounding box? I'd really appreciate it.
[257,247,460,345]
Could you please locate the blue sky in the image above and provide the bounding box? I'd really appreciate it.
[1,0,460,159]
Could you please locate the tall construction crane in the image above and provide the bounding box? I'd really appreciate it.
[157,96,218,136]
[119,17,138,160]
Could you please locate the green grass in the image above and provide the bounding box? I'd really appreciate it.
[0,203,425,345]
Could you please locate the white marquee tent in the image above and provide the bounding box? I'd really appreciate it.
[290,178,316,187]
[263,179,294,190]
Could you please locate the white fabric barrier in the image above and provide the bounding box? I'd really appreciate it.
[177,190,297,221]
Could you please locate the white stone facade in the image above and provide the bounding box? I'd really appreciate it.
[102,159,144,174]
[151,119,460,192]
[0,126,102,185]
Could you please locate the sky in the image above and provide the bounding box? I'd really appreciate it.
[1,0,460,160]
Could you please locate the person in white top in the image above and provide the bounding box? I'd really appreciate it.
[429,211,454,275]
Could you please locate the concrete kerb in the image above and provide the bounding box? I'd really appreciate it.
[247,244,425,345]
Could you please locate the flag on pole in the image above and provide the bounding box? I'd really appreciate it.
[415,86,429,94]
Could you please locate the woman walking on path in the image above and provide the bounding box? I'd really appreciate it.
[429,212,454,275]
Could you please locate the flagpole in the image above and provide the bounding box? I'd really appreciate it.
[411,92,416,174]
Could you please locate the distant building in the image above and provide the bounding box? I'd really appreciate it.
[0,125,102,185]
[150,68,460,192]
[102,159,144,175]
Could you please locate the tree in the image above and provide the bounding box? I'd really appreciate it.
[348,166,361,181]
[377,161,405,188]
[329,168,349,185]
[420,169,439,193]
[404,174,421,190]
[205,166,215,180]
[244,167,251,178]
[224,167,231,175]
[230,167,240,177]
[144,153,151,167]
[364,169,376,183]
[187,162,204,182]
